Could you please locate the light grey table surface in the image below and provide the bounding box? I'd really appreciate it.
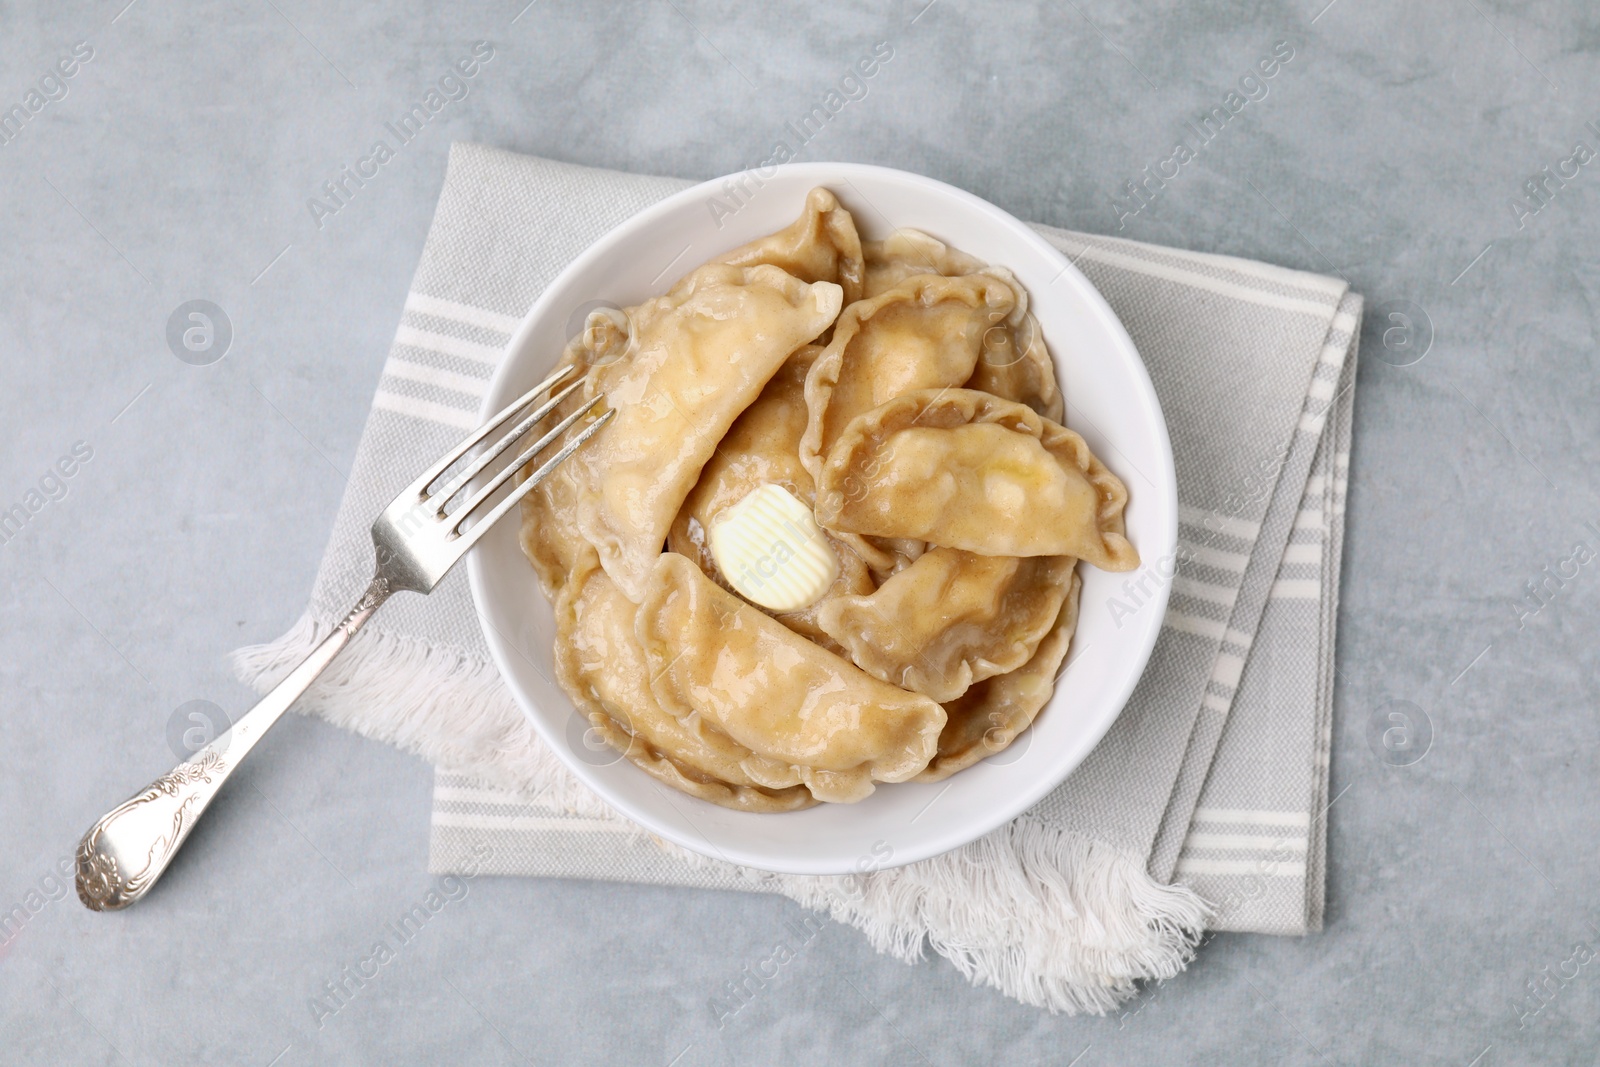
[3,1,1597,1064]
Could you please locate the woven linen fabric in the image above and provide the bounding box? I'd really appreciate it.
[234,143,1360,1013]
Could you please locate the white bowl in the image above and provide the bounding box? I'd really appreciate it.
[468,163,1176,876]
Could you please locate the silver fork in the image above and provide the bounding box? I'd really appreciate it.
[74,365,610,912]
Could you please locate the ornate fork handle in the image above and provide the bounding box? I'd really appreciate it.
[75,577,393,911]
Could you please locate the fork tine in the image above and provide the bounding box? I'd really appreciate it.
[430,376,587,514]
[408,363,576,498]
[451,407,616,551]
[449,393,608,533]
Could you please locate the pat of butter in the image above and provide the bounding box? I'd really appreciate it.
[707,483,840,612]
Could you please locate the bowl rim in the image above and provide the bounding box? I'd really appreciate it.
[467,161,1176,874]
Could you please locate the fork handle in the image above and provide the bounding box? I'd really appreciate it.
[75,576,394,911]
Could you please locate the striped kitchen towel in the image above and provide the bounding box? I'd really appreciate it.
[234,143,1359,1013]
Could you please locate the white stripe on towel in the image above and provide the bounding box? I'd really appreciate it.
[1176,857,1307,878]
[1052,240,1340,318]
[1164,610,1227,641]
[1179,506,1261,541]
[1182,833,1307,853]
[1211,652,1246,689]
[394,324,505,365]
[384,359,490,398]
[1223,628,1255,649]
[1171,576,1239,607]
[374,391,478,428]
[1282,543,1323,566]
[406,292,521,334]
[1294,508,1326,531]
[1066,234,1348,297]
[1192,808,1312,828]
[1181,543,1251,573]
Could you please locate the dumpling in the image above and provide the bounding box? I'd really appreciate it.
[799,272,1018,484]
[666,345,875,651]
[863,230,1062,422]
[914,571,1082,782]
[635,553,946,803]
[861,229,987,298]
[554,553,815,812]
[715,187,865,306]
[672,344,821,514]
[519,450,589,600]
[573,262,843,601]
[584,711,815,812]
[815,388,1139,571]
[961,298,1062,423]
[814,548,1077,702]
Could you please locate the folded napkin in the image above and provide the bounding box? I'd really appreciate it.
[234,143,1359,1013]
